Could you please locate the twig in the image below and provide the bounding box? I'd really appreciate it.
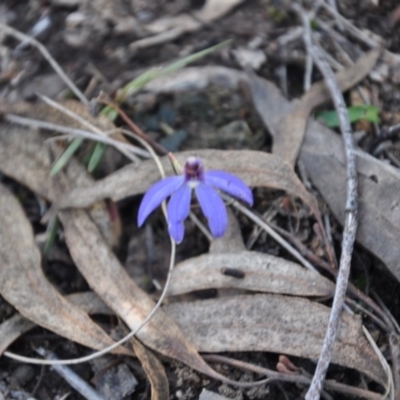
[302,9,314,91]
[316,19,355,66]
[268,222,333,274]
[345,298,387,331]
[38,95,142,164]
[4,114,149,159]
[372,292,400,335]
[326,0,343,31]
[304,53,313,91]
[293,5,359,399]
[202,354,384,400]
[315,39,344,71]
[224,195,317,272]
[188,210,214,242]
[97,92,168,156]
[315,0,380,48]
[368,123,400,153]
[35,348,104,400]
[362,327,394,399]
[0,22,88,105]
[246,207,278,250]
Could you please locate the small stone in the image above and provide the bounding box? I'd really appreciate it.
[10,365,35,387]
[232,47,266,70]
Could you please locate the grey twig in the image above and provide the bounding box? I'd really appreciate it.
[4,114,149,159]
[35,348,105,400]
[293,4,359,400]
[326,0,343,31]
[316,0,380,48]
[0,22,88,105]
[203,355,383,400]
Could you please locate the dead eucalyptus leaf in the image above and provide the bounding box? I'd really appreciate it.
[168,251,334,297]
[0,183,130,355]
[0,124,120,247]
[0,314,34,356]
[144,66,247,94]
[131,338,169,400]
[247,74,400,282]
[59,208,244,385]
[0,292,113,355]
[248,49,381,166]
[54,149,319,218]
[130,0,243,50]
[302,130,400,282]
[0,125,242,385]
[164,294,386,385]
[144,0,243,35]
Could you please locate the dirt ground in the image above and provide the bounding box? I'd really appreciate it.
[1,0,400,399]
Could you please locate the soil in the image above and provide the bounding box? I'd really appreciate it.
[1,0,400,399]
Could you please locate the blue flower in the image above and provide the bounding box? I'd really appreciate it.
[137,157,253,243]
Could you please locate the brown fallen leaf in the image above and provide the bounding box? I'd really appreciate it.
[247,73,400,283]
[53,149,319,219]
[248,49,381,167]
[0,183,130,355]
[0,125,120,247]
[130,0,243,51]
[144,66,247,94]
[131,338,169,400]
[0,314,35,356]
[168,251,334,297]
[0,292,114,356]
[0,125,244,385]
[164,294,386,386]
[58,208,240,384]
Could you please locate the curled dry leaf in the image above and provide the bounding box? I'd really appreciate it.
[54,149,319,219]
[164,294,386,386]
[0,314,34,356]
[247,71,400,283]
[168,251,334,297]
[131,338,169,400]
[0,183,130,355]
[248,49,381,167]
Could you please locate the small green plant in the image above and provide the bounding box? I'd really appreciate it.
[316,105,380,128]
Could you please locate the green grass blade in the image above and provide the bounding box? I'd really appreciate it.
[51,41,231,176]
[44,215,59,255]
[115,40,231,104]
[50,137,84,176]
[88,142,107,172]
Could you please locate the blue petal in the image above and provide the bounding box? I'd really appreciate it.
[138,176,184,227]
[168,220,185,244]
[167,183,192,243]
[195,183,228,238]
[204,170,253,206]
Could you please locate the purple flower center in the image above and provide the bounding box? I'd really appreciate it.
[184,156,204,182]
